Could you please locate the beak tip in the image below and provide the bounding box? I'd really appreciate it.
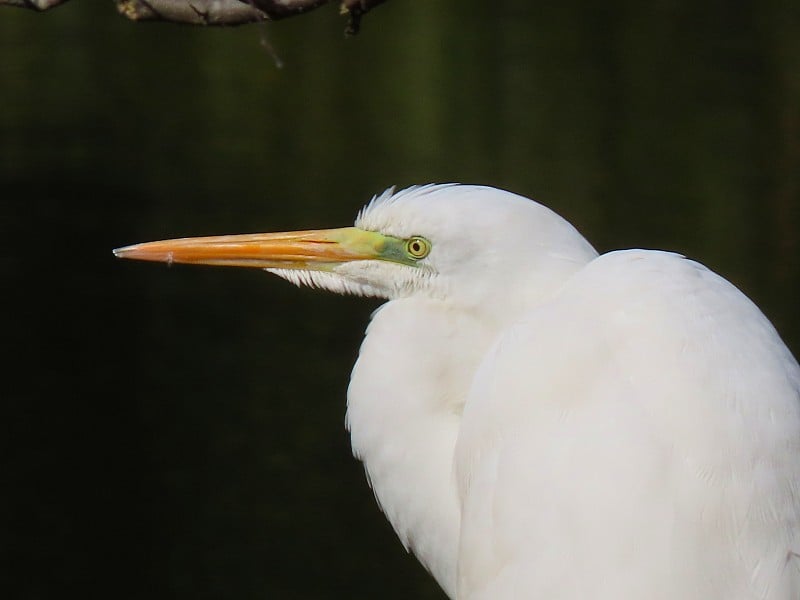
[114,244,152,261]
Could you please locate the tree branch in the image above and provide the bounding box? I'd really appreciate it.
[116,0,268,25]
[0,0,389,31]
[1,0,69,10]
[247,0,328,19]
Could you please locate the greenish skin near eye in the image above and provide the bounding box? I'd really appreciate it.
[368,232,431,266]
[405,236,431,259]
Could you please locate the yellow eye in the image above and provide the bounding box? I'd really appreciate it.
[405,236,431,259]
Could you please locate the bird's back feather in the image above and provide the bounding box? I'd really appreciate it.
[455,250,800,599]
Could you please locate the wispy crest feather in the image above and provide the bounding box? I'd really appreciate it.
[356,184,459,233]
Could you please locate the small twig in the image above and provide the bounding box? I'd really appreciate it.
[257,22,285,69]
[340,0,386,35]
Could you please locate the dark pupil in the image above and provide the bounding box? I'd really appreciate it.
[411,241,421,253]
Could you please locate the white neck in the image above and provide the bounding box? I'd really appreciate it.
[345,297,496,598]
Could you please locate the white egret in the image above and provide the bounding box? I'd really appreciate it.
[115,184,800,599]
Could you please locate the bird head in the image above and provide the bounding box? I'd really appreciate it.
[114,185,598,320]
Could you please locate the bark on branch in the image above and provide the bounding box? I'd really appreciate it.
[0,0,388,30]
[3,0,68,9]
[116,0,268,25]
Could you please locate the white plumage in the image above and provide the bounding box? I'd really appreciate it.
[115,184,800,599]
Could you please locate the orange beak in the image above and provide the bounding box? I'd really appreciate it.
[113,227,388,270]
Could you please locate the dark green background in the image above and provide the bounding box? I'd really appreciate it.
[3,1,799,598]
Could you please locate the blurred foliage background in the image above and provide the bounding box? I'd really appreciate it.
[2,1,799,598]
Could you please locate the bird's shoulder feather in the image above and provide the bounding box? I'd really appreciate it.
[454,250,800,599]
